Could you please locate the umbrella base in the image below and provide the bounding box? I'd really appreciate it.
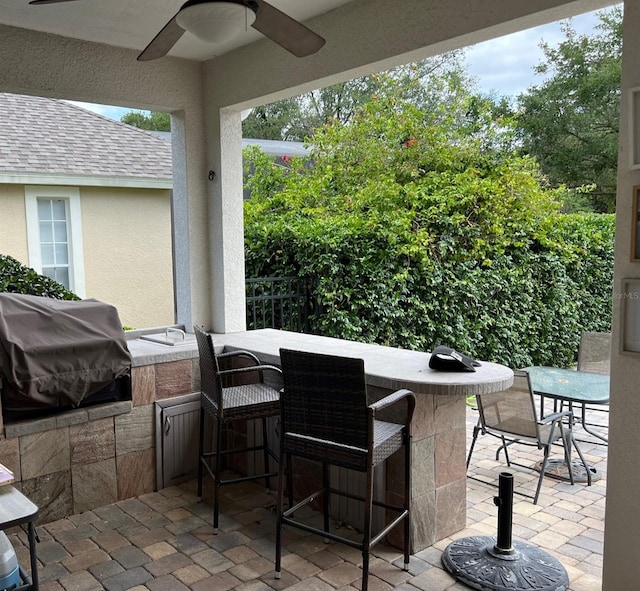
[442,535,569,591]
[535,458,601,483]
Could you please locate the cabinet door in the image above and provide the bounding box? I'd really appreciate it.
[157,398,201,489]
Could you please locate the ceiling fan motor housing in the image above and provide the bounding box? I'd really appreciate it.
[176,0,258,44]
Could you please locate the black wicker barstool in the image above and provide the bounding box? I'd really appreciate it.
[275,348,415,591]
[194,325,282,534]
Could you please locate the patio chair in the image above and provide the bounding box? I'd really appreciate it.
[274,348,415,591]
[193,325,282,533]
[578,331,611,375]
[466,370,590,504]
[572,330,611,440]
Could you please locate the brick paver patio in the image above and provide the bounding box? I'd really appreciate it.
[6,403,607,590]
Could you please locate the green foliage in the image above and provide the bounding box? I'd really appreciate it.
[0,254,80,300]
[242,51,470,141]
[244,83,614,368]
[515,7,622,212]
[242,98,309,141]
[121,111,170,131]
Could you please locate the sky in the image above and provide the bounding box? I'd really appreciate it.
[71,6,608,122]
[464,8,606,97]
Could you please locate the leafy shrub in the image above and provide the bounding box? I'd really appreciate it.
[0,254,80,300]
[244,90,614,368]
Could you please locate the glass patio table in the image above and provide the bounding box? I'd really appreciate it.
[523,365,610,444]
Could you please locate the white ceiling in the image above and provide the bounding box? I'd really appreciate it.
[0,0,354,61]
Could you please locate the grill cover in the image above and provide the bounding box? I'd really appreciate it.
[0,293,131,409]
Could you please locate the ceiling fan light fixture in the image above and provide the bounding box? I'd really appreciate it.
[176,2,256,45]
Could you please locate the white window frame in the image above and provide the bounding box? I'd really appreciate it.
[25,186,86,298]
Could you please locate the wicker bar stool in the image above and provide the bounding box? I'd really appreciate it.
[275,348,415,591]
[194,325,282,533]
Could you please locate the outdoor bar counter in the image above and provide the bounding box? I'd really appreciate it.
[209,329,514,551]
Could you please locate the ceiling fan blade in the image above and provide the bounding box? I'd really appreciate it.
[250,0,325,58]
[31,0,325,59]
[137,15,186,61]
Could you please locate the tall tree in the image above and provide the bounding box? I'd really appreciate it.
[515,7,622,212]
[241,50,473,141]
[241,98,304,140]
[121,111,170,131]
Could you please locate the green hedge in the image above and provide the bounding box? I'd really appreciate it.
[245,212,613,368]
[244,93,614,368]
[0,254,80,300]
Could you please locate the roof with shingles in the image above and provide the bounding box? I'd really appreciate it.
[0,93,172,181]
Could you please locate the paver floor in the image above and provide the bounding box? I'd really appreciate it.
[7,402,607,590]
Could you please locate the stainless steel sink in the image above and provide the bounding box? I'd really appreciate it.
[140,327,196,346]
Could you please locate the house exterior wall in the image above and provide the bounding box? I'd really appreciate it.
[0,184,28,262]
[0,184,174,329]
[0,24,210,331]
[80,187,174,329]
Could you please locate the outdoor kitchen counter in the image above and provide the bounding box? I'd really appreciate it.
[208,328,513,396]
[127,328,513,394]
[208,329,513,551]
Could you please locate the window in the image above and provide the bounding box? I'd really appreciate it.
[25,186,85,297]
[38,198,70,287]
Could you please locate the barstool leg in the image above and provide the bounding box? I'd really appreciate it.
[361,468,374,591]
[322,462,330,542]
[274,450,286,580]
[213,417,223,534]
[262,417,271,492]
[404,430,412,570]
[197,407,205,501]
[287,454,294,511]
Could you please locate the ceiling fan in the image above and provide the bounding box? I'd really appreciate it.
[28,0,326,61]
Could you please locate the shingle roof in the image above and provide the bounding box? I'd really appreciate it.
[0,93,172,182]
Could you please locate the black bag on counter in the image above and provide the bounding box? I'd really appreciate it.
[428,346,481,372]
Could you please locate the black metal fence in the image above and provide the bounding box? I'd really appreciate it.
[246,276,318,333]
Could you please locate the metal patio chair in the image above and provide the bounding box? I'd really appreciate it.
[274,348,415,591]
[467,369,590,504]
[572,330,612,441]
[578,331,611,375]
[194,325,282,533]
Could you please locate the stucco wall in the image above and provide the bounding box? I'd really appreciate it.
[0,184,28,261]
[80,187,174,329]
[0,24,209,331]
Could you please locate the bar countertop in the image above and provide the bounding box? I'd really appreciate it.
[208,329,513,397]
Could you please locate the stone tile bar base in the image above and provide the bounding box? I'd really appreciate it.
[0,347,200,523]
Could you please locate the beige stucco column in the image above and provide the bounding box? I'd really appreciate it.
[197,104,248,334]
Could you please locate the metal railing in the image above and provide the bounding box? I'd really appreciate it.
[246,276,317,333]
